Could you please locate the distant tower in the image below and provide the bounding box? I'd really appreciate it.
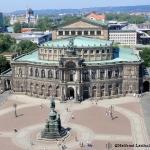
[26,8,34,23]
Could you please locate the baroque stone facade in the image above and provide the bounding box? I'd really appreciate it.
[7,36,143,101]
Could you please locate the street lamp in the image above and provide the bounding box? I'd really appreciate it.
[13,103,17,117]
[106,142,112,150]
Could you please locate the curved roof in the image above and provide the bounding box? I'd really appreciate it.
[42,36,112,48]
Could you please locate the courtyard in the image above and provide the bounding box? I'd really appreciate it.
[0,93,149,150]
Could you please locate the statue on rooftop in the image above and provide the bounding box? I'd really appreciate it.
[66,38,76,56]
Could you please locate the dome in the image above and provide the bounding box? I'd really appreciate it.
[28,8,34,15]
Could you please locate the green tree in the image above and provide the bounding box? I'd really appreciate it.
[13,22,21,33]
[106,13,146,24]
[17,40,38,54]
[140,48,150,67]
[0,34,16,53]
[36,16,53,31]
[0,55,10,73]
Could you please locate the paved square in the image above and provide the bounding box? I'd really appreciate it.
[0,94,149,150]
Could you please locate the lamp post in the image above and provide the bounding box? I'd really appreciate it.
[106,142,112,150]
[140,86,143,96]
[13,103,17,117]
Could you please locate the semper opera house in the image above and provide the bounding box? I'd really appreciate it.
[0,16,143,101]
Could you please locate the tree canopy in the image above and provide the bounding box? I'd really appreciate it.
[0,34,16,53]
[13,22,22,33]
[0,55,10,73]
[36,16,55,31]
[140,48,150,67]
[106,13,146,24]
[17,40,38,54]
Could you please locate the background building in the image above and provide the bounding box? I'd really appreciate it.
[109,30,137,46]
[10,8,38,25]
[86,12,106,22]
[0,12,3,27]
[5,31,51,45]
[52,17,108,40]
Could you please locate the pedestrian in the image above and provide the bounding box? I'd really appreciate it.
[110,111,113,120]
[14,129,18,133]
[108,109,111,116]
[95,100,98,105]
[40,103,43,109]
[71,114,74,119]
[105,109,108,116]
[66,107,69,112]
[80,141,84,147]
[75,136,78,141]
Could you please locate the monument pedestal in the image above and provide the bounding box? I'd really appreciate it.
[41,97,67,139]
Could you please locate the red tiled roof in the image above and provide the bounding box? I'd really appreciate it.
[86,12,105,21]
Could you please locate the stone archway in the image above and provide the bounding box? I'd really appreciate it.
[67,87,74,99]
[4,79,11,91]
[143,81,149,92]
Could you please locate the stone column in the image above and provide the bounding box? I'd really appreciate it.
[104,84,108,96]
[112,83,115,95]
[104,69,108,79]
[77,69,80,82]
[69,31,71,36]
[63,31,65,36]
[82,31,84,36]
[75,86,78,102]
[75,31,78,36]
[96,85,100,97]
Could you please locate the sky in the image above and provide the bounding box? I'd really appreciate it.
[0,0,150,12]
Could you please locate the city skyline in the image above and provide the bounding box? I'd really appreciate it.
[0,0,150,12]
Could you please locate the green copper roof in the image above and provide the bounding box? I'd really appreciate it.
[85,47,141,64]
[42,36,112,48]
[15,47,141,65]
[15,51,59,64]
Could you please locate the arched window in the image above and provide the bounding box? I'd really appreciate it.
[83,70,89,81]
[35,68,39,77]
[114,69,119,78]
[108,70,112,79]
[56,70,59,79]
[19,68,22,77]
[48,70,53,78]
[91,70,96,80]
[30,68,33,76]
[41,70,45,78]
[100,70,105,80]
[100,85,104,97]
